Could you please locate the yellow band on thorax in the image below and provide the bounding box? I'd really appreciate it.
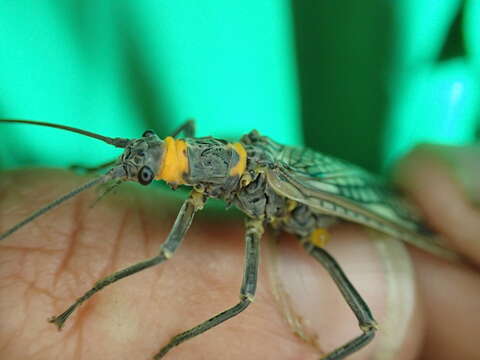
[229,142,247,176]
[156,136,189,184]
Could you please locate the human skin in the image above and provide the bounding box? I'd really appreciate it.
[0,145,479,360]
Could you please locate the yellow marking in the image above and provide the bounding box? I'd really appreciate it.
[361,321,379,331]
[228,142,247,176]
[309,228,330,248]
[245,294,255,302]
[240,171,253,187]
[156,136,189,184]
[190,190,206,210]
[161,248,174,259]
[286,199,297,212]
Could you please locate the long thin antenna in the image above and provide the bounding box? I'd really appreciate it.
[0,119,130,148]
[0,175,109,241]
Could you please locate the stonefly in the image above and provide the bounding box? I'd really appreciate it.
[0,119,459,359]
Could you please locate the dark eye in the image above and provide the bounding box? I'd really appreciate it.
[142,129,155,137]
[137,150,145,157]
[138,166,154,185]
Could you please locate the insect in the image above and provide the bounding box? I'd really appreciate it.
[0,118,459,359]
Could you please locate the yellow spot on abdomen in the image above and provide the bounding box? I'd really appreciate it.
[309,228,330,248]
[156,136,189,184]
[229,142,247,176]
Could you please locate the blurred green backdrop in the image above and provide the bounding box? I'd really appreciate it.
[0,1,478,174]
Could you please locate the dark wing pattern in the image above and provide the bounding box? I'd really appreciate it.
[261,139,458,260]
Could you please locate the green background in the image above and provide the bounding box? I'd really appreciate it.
[0,1,479,174]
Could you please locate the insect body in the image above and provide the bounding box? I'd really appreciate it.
[0,119,459,359]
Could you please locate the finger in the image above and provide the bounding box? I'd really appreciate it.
[410,248,480,360]
[394,144,480,264]
[272,225,423,360]
[394,145,480,359]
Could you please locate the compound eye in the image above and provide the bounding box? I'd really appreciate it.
[138,166,155,185]
[142,129,155,137]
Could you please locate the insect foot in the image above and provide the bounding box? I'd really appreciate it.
[48,308,76,330]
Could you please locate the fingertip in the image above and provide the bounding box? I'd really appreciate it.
[410,248,480,359]
[394,144,480,264]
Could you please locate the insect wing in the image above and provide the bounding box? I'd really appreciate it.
[265,144,459,260]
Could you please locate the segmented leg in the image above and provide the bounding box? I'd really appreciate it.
[153,218,263,359]
[170,118,195,138]
[48,190,205,329]
[302,240,377,360]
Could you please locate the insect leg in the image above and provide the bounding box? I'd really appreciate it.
[48,190,205,330]
[301,240,377,360]
[170,118,195,138]
[70,159,117,174]
[153,218,263,360]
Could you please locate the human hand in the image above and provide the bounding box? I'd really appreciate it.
[0,146,478,360]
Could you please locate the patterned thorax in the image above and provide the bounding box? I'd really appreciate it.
[182,137,246,198]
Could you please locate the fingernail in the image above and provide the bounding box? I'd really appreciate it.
[370,232,421,360]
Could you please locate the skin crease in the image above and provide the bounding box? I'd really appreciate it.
[0,145,479,360]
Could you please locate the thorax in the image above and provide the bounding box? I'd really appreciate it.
[180,131,336,238]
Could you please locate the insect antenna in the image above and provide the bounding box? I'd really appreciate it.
[89,179,124,209]
[0,119,132,240]
[0,119,130,148]
[0,175,112,241]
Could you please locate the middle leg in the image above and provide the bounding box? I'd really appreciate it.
[153,217,263,359]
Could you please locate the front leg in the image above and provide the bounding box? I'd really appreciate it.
[48,190,205,329]
[154,217,263,359]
